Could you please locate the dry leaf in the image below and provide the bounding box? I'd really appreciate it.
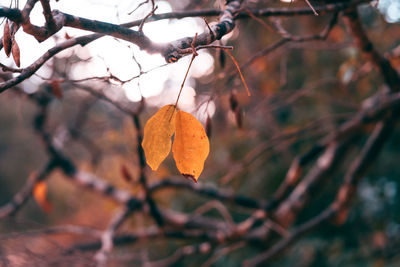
[229,91,242,128]
[235,108,243,129]
[172,111,209,182]
[120,164,134,182]
[11,37,20,67]
[142,105,176,170]
[229,91,239,111]
[205,115,212,138]
[217,47,225,69]
[33,181,52,213]
[3,20,12,57]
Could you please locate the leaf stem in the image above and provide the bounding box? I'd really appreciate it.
[174,33,199,109]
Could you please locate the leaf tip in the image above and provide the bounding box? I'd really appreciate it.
[182,173,197,183]
[148,162,160,171]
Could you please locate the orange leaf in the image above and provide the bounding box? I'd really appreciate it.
[142,105,176,170]
[33,181,52,213]
[172,111,209,182]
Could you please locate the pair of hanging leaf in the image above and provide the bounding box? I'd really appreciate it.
[3,20,21,67]
[142,105,209,183]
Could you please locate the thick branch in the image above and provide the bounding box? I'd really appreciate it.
[39,0,57,31]
[0,34,102,93]
[121,0,370,28]
[60,11,161,53]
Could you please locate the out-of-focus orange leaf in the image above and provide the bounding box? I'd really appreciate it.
[390,56,400,69]
[328,27,345,43]
[172,110,209,182]
[142,105,176,170]
[33,181,52,213]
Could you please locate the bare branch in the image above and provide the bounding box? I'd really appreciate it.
[39,0,57,31]
[343,8,400,92]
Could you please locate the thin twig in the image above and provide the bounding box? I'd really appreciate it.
[225,50,251,96]
[304,0,319,16]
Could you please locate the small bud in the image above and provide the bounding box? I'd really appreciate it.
[229,91,242,128]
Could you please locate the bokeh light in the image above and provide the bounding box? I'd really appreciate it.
[0,0,215,117]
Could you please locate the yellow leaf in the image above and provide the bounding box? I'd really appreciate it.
[142,105,176,170]
[33,181,52,213]
[172,111,209,182]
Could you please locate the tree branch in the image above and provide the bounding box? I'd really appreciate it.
[343,8,400,92]
[0,160,56,218]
